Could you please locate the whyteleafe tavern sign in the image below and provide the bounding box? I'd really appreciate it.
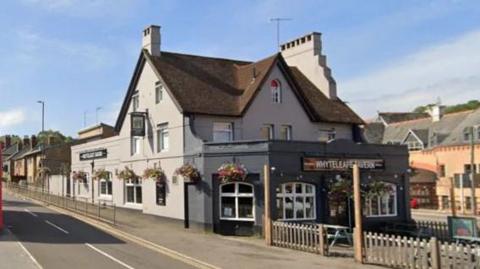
[302,157,385,171]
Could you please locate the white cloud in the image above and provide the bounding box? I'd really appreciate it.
[0,108,26,129]
[340,29,480,117]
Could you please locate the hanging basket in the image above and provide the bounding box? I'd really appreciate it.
[217,163,247,183]
[143,167,166,183]
[118,166,139,181]
[72,171,87,183]
[175,164,201,183]
[93,169,110,181]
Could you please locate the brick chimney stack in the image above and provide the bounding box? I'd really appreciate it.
[31,135,37,148]
[23,136,31,149]
[5,135,11,148]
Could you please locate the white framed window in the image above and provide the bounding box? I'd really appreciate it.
[276,183,316,221]
[261,124,274,140]
[132,94,139,112]
[155,82,163,104]
[157,123,169,152]
[77,173,90,196]
[405,141,423,151]
[213,122,233,142]
[125,178,142,204]
[131,137,141,156]
[99,173,112,197]
[219,182,254,221]
[364,183,397,217]
[319,129,335,142]
[280,125,292,140]
[270,79,282,104]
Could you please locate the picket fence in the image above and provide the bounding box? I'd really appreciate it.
[272,221,327,255]
[415,220,450,241]
[364,232,480,269]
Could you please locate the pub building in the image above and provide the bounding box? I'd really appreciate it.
[70,25,410,236]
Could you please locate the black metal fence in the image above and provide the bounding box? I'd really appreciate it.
[6,182,116,225]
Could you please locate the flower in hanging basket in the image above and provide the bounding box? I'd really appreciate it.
[217,163,247,183]
[174,164,201,183]
[143,167,166,183]
[118,166,139,181]
[363,181,394,200]
[93,169,110,181]
[72,171,87,183]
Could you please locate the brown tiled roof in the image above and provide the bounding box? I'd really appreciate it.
[116,50,363,130]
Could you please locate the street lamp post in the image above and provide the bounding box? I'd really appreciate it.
[37,101,45,133]
[37,100,45,192]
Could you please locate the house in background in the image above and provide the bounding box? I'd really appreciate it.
[69,25,410,236]
[364,105,480,212]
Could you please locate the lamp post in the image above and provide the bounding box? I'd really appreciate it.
[37,101,45,133]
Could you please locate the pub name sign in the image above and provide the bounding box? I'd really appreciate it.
[303,157,384,171]
[80,149,107,161]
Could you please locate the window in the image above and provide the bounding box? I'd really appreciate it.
[364,183,397,217]
[157,124,169,152]
[219,182,254,221]
[319,129,335,142]
[99,173,112,197]
[132,94,139,112]
[464,164,477,174]
[125,178,142,204]
[156,181,166,206]
[405,141,423,151]
[155,82,163,104]
[261,124,274,140]
[270,79,282,103]
[464,127,473,142]
[213,122,233,142]
[131,137,141,155]
[280,125,292,140]
[477,126,480,140]
[276,183,316,220]
[439,165,446,177]
[441,196,450,209]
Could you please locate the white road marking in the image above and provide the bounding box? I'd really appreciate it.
[85,243,135,269]
[6,229,44,269]
[24,209,38,217]
[44,220,69,234]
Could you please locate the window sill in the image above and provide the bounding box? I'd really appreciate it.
[220,218,255,222]
[123,203,143,210]
[365,214,397,218]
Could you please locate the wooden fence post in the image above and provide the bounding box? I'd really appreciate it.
[264,164,272,246]
[430,237,441,269]
[318,224,326,256]
[353,164,364,263]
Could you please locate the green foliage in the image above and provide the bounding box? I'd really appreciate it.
[412,100,480,114]
[37,130,73,144]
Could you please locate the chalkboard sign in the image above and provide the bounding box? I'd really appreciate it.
[156,181,166,206]
[448,216,478,238]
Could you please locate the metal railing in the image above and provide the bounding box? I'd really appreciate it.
[6,182,116,225]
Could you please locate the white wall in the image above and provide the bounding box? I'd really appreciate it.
[70,60,186,220]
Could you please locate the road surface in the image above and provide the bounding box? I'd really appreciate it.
[3,191,196,269]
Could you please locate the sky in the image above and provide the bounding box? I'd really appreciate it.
[1,0,480,137]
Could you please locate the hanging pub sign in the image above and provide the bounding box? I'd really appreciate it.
[131,112,146,137]
[79,148,107,161]
[302,157,384,171]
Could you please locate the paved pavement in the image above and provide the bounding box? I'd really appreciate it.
[3,191,196,269]
[0,228,39,269]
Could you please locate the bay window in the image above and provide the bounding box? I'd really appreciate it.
[276,183,316,220]
[220,182,254,221]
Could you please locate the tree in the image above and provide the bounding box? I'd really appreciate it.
[412,100,480,114]
[37,130,73,145]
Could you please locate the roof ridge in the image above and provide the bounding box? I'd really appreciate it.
[160,51,252,64]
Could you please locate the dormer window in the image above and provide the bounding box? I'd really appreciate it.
[477,126,480,140]
[270,79,282,104]
[464,127,472,142]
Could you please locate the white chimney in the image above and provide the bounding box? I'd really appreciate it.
[427,104,445,122]
[280,32,337,99]
[142,25,161,56]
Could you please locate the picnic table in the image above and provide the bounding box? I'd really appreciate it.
[324,224,352,247]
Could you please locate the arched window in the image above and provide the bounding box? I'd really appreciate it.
[270,79,282,104]
[364,183,397,217]
[276,183,316,220]
[219,182,254,221]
